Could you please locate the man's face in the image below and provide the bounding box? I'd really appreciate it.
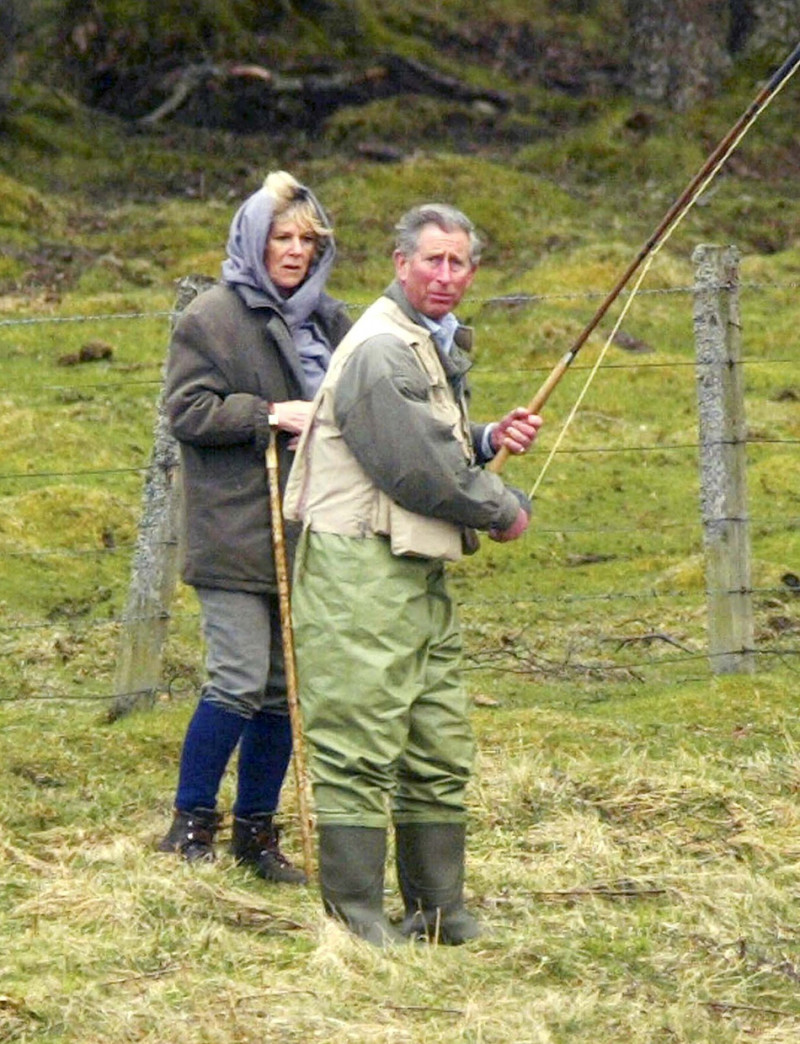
[394,224,476,320]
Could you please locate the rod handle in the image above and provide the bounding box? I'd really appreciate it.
[487,351,573,474]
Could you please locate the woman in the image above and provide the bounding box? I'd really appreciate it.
[157,171,351,882]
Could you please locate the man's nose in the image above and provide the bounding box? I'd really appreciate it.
[434,260,452,280]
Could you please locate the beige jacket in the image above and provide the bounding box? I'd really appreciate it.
[284,286,521,561]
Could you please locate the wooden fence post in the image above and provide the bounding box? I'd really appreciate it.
[108,275,214,720]
[692,244,755,675]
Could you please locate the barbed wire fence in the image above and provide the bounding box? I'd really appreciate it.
[0,254,797,711]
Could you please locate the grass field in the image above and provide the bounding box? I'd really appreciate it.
[1,37,800,1042]
[2,265,798,1042]
[3,671,800,1042]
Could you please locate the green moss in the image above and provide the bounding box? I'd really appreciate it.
[0,172,59,237]
[517,104,706,191]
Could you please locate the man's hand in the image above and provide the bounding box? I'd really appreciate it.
[488,486,531,543]
[490,407,543,455]
[488,507,529,543]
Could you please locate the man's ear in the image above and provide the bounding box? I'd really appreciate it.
[393,249,408,281]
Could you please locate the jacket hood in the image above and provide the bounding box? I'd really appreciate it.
[221,183,336,328]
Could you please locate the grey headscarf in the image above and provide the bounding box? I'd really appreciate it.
[221,183,337,394]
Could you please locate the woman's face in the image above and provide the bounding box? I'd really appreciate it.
[265,217,317,291]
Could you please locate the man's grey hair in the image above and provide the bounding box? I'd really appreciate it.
[394,203,483,265]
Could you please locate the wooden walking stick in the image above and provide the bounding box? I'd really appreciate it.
[265,426,315,881]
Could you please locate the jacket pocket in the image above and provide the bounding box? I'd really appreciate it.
[387,499,463,562]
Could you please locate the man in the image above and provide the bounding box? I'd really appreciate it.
[284,203,542,944]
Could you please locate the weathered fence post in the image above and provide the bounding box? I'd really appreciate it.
[108,275,214,720]
[692,244,755,675]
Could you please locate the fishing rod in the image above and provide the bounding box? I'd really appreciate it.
[488,39,800,475]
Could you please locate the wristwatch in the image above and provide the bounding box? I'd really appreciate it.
[267,402,279,428]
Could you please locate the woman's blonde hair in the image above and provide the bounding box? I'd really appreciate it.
[263,170,332,241]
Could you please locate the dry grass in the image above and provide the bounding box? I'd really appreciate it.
[3,674,800,1043]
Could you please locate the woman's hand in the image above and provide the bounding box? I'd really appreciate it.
[271,400,313,435]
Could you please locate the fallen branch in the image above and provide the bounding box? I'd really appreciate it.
[706,1000,798,1020]
[464,644,645,683]
[139,63,224,126]
[381,53,511,109]
[613,631,694,653]
[137,55,511,129]
[530,882,669,901]
[102,964,182,986]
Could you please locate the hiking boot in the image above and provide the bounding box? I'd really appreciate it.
[231,814,307,885]
[157,807,222,863]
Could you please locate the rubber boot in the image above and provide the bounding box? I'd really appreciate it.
[231,814,307,885]
[395,822,481,945]
[318,825,405,946]
[157,807,222,863]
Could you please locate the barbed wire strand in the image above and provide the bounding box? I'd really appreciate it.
[2,279,800,331]
[4,643,799,705]
[1,352,796,401]
[1,579,795,639]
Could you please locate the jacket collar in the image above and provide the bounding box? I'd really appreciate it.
[382,281,473,387]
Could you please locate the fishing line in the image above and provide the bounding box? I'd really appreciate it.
[528,50,800,497]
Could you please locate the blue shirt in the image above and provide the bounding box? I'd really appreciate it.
[421,312,497,459]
